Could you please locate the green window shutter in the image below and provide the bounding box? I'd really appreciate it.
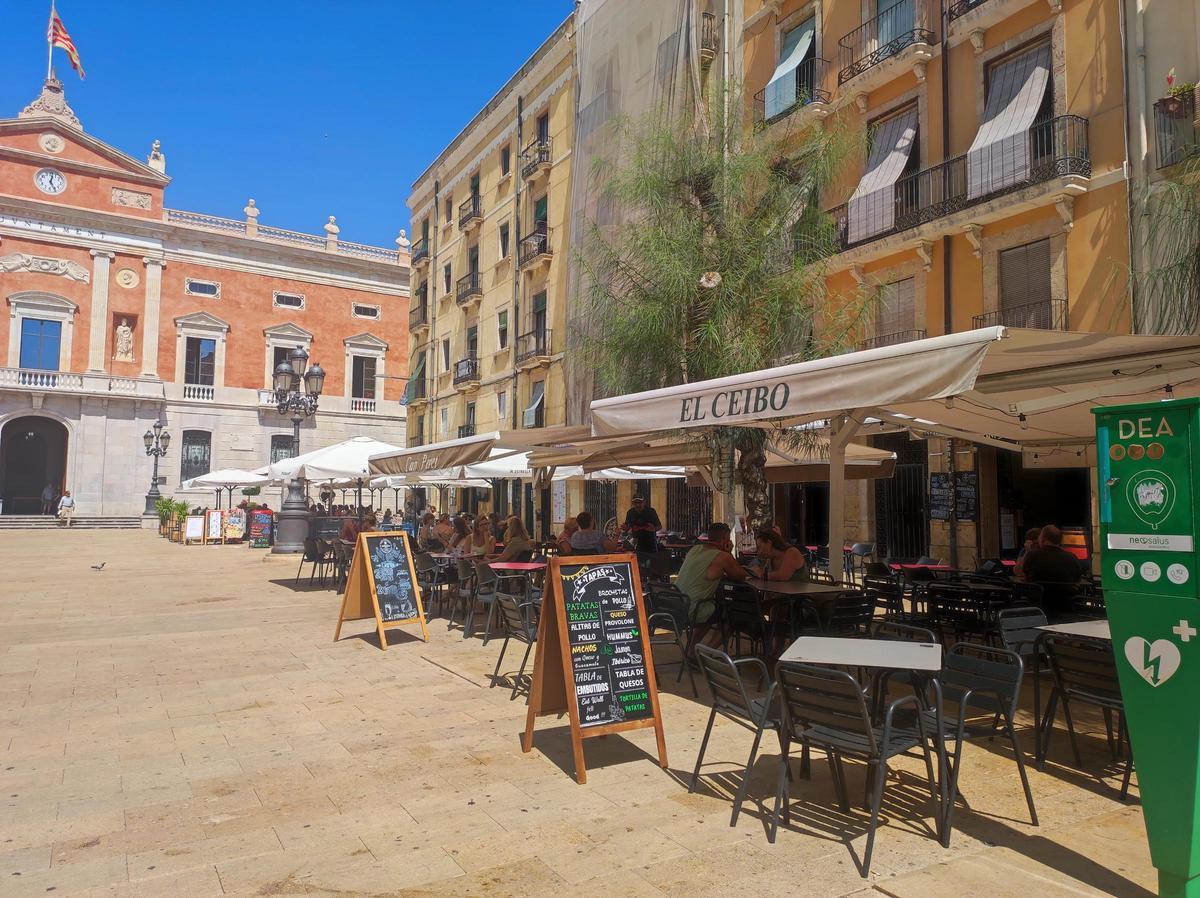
[533,292,547,313]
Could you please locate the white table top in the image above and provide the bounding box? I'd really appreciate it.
[1037,619,1111,640]
[744,577,845,597]
[780,636,944,671]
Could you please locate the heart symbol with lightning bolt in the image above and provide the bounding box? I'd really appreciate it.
[1124,637,1182,687]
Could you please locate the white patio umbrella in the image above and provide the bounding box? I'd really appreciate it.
[265,436,405,518]
[181,468,270,509]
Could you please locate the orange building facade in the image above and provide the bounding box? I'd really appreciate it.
[0,79,409,517]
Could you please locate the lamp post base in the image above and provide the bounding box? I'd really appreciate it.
[272,477,309,554]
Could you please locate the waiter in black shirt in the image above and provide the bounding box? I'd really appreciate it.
[623,495,662,553]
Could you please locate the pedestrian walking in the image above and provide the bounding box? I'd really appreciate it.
[57,490,76,527]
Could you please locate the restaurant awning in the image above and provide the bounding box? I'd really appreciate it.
[368,426,589,476]
[181,469,270,490]
[265,436,405,483]
[588,326,1200,558]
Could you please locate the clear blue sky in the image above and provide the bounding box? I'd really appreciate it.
[0,1,575,248]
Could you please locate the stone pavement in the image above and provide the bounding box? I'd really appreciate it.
[0,531,1155,897]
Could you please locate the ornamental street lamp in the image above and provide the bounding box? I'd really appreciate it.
[271,347,325,554]
[142,420,171,515]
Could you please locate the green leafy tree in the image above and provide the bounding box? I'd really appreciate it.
[1128,154,1200,334]
[578,86,871,528]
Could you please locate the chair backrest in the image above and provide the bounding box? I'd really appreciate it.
[775,661,875,751]
[302,538,321,562]
[862,576,905,616]
[694,645,760,722]
[917,556,942,566]
[1043,634,1123,705]
[647,584,692,631]
[870,619,937,643]
[997,605,1048,657]
[494,592,536,636]
[716,581,767,637]
[414,553,436,574]
[455,558,476,582]
[850,542,874,559]
[475,561,498,588]
[826,590,875,635]
[939,643,1023,716]
[1008,580,1044,609]
[863,561,891,579]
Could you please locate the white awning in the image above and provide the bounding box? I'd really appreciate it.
[967,43,1050,198]
[181,469,270,490]
[265,436,405,483]
[847,108,917,243]
[764,19,814,120]
[368,426,589,476]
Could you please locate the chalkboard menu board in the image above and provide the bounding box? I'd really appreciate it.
[955,471,978,521]
[364,534,418,623]
[248,510,273,548]
[559,560,653,728]
[334,531,429,649]
[522,554,667,784]
[929,473,952,521]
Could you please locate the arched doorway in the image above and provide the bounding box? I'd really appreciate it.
[0,416,68,515]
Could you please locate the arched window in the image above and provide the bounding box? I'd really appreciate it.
[180,430,211,481]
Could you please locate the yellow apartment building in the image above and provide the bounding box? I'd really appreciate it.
[404,16,575,527]
[742,0,1132,565]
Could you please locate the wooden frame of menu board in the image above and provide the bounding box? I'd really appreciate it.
[521,554,667,784]
[334,531,429,650]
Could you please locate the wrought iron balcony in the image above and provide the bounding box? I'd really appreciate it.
[947,0,991,19]
[521,138,552,179]
[1154,93,1199,169]
[411,237,430,266]
[457,423,476,439]
[858,328,927,350]
[452,355,480,387]
[455,270,483,306]
[518,228,552,268]
[754,57,831,128]
[828,115,1090,252]
[458,194,483,229]
[700,12,719,64]
[973,298,1068,331]
[838,0,936,85]
[409,298,429,331]
[516,328,551,366]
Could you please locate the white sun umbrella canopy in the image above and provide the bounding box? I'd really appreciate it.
[181,469,270,490]
[266,436,405,483]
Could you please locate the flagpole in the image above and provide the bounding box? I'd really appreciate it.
[45,1,55,80]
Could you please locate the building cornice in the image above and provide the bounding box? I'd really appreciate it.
[0,145,168,188]
[0,116,171,185]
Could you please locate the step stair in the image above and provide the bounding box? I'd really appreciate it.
[0,515,143,530]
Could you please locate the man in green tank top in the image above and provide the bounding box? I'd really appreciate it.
[675,522,751,649]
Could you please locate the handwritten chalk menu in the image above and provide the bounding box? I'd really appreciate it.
[522,554,667,784]
[955,471,978,521]
[334,531,429,649]
[184,515,205,544]
[561,561,654,728]
[929,473,952,522]
[248,510,273,548]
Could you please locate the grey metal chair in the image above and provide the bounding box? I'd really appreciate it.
[645,585,699,697]
[464,561,498,641]
[449,558,477,630]
[846,542,875,582]
[490,592,539,701]
[691,645,781,826]
[770,662,939,877]
[997,606,1048,659]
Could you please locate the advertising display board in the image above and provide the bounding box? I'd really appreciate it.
[334,531,428,649]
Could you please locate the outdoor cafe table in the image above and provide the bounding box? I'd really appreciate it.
[488,561,548,604]
[745,577,848,632]
[1031,617,1112,765]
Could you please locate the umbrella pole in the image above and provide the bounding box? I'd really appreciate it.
[356,479,363,526]
[215,488,220,510]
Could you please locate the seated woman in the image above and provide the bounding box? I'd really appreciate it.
[447,516,471,555]
[569,511,619,554]
[754,529,809,581]
[556,516,579,555]
[417,512,440,550]
[469,517,492,557]
[492,515,534,562]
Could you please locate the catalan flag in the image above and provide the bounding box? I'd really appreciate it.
[48,5,85,80]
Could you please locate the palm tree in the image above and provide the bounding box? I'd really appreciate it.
[577,85,871,528]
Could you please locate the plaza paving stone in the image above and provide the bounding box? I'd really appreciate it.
[0,530,1154,897]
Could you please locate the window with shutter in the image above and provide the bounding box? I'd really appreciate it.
[876,277,916,340]
[998,239,1054,328]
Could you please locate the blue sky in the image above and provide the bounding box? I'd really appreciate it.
[0,1,575,249]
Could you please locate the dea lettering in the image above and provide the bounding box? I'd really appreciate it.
[1126,470,1177,531]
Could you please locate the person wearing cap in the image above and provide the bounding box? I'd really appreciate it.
[622,494,662,553]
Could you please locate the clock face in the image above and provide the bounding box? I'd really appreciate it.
[34,168,67,195]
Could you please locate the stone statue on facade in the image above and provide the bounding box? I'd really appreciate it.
[114,318,134,362]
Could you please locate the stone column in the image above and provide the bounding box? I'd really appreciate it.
[141,257,164,377]
[87,250,114,371]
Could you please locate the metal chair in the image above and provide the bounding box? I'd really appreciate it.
[997,606,1049,659]
[770,662,939,877]
[490,592,539,701]
[825,590,876,636]
[691,645,781,826]
[449,558,477,629]
[645,585,700,696]
[715,581,772,657]
[920,644,1038,842]
[464,561,498,641]
[846,542,875,582]
[1038,634,1133,799]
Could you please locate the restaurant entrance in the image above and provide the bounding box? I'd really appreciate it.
[0,415,68,515]
[994,450,1091,558]
[873,433,930,561]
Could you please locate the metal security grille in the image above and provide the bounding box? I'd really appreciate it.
[180,430,211,481]
[584,481,618,529]
[666,479,713,538]
[873,434,929,561]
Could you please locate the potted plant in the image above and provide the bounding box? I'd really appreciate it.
[1162,69,1197,118]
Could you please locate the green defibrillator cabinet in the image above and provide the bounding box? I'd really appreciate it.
[1095,397,1200,898]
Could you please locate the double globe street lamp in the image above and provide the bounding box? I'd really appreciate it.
[143,419,171,515]
[271,347,325,554]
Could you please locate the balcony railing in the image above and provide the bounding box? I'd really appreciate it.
[0,367,163,399]
[973,298,1068,331]
[350,397,377,413]
[409,300,429,330]
[458,424,476,439]
[700,12,719,62]
[838,0,935,85]
[455,270,483,305]
[947,0,991,19]
[411,237,430,265]
[1154,93,1199,169]
[458,194,483,228]
[516,328,551,364]
[858,328,927,350]
[164,209,400,263]
[182,383,215,401]
[452,356,479,385]
[519,228,552,267]
[754,57,831,128]
[406,376,428,405]
[829,115,1090,252]
[521,138,552,179]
